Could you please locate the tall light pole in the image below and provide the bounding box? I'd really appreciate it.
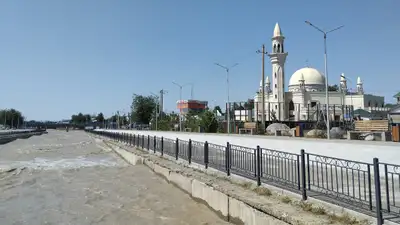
[305,21,344,140]
[257,45,268,133]
[172,81,188,132]
[150,92,159,131]
[214,62,239,134]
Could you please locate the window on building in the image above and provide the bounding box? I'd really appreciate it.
[275,105,278,109]
[275,84,277,88]
[368,101,371,107]
[275,95,277,99]
[274,73,276,78]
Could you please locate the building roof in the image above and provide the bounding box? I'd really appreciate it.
[389,105,400,114]
[289,67,325,87]
[393,92,400,98]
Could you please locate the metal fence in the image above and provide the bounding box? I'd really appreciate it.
[88,130,400,225]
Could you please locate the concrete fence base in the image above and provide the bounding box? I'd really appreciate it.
[102,139,289,225]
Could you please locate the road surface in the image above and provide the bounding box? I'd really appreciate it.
[0,130,230,225]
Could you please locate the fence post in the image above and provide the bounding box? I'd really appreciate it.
[188,139,192,164]
[142,135,144,149]
[161,137,164,156]
[175,138,179,160]
[373,158,383,225]
[204,141,209,169]
[300,149,307,201]
[256,145,261,186]
[133,134,136,146]
[226,142,230,176]
[147,135,150,150]
[153,136,156,153]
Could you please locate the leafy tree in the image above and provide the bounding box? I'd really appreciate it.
[184,111,201,131]
[199,110,218,133]
[96,113,105,123]
[131,94,157,124]
[0,109,25,128]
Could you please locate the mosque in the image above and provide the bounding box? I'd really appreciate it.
[253,23,388,122]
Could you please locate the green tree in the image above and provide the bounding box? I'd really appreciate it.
[199,110,218,133]
[96,113,105,123]
[184,111,200,131]
[131,94,157,124]
[0,109,25,128]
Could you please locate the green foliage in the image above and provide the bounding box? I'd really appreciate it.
[184,111,201,132]
[108,114,128,127]
[199,110,218,133]
[0,109,25,128]
[131,94,157,124]
[96,113,105,123]
[70,113,92,125]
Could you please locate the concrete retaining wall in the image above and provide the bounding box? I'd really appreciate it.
[104,140,290,224]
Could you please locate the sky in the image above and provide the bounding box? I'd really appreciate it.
[0,0,399,121]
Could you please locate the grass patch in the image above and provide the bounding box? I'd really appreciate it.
[328,213,370,225]
[281,196,292,204]
[239,181,253,189]
[253,186,272,196]
[299,201,326,215]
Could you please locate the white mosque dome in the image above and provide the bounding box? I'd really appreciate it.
[288,67,326,92]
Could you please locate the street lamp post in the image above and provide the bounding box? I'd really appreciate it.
[214,62,239,134]
[172,82,187,132]
[305,21,344,140]
[150,92,159,131]
[257,45,268,133]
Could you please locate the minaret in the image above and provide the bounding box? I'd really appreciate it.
[265,76,271,93]
[356,76,364,94]
[268,23,288,121]
[340,73,347,93]
[259,80,263,93]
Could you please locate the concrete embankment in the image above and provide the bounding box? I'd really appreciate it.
[94,134,374,225]
[0,129,47,144]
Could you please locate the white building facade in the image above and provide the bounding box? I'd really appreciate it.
[253,23,388,122]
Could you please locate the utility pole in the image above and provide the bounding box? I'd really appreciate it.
[172,82,186,132]
[257,45,268,133]
[116,111,120,129]
[214,62,239,134]
[159,89,168,118]
[150,92,159,131]
[3,110,6,128]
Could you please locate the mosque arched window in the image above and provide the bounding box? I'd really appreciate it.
[277,44,281,53]
[273,44,276,53]
[289,100,295,111]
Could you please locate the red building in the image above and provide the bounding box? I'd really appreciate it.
[177,100,208,114]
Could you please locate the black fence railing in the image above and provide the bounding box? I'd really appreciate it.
[87,129,400,225]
